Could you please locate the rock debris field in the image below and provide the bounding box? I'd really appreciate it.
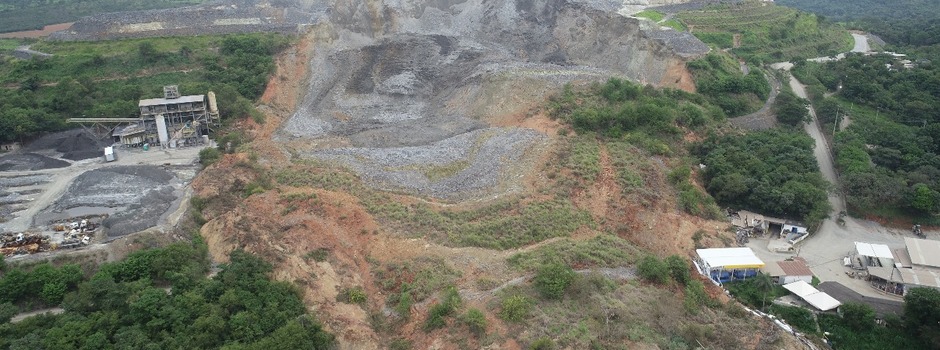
[37,0,711,201]
[275,0,709,201]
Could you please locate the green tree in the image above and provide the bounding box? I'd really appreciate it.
[840,302,875,331]
[534,262,576,299]
[137,42,158,62]
[905,287,940,347]
[774,90,809,126]
[910,183,939,213]
[0,302,16,324]
[752,273,775,310]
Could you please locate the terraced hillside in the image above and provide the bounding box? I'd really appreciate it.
[677,0,852,62]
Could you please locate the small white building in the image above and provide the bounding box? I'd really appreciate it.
[855,242,895,268]
[695,247,765,284]
[783,280,841,312]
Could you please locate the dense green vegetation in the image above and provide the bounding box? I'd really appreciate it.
[773,90,809,126]
[549,78,726,218]
[0,34,290,142]
[687,52,770,116]
[792,54,940,220]
[723,275,788,310]
[693,129,831,225]
[0,0,204,33]
[725,275,939,350]
[0,239,334,349]
[678,0,851,63]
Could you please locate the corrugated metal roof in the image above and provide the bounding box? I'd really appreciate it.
[803,292,842,311]
[897,268,940,288]
[905,237,940,268]
[783,280,841,311]
[777,260,813,277]
[893,248,912,268]
[761,262,785,277]
[855,242,894,259]
[696,248,765,269]
[139,95,205,107]
[783,280,817,297]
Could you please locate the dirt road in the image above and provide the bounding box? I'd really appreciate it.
[851,33,870,53]
[9,307,64,323]
[1,145,205,233]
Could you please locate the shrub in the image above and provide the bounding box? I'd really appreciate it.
[390,339,412,350]
[460,308,487,335]
[338,287,367,304]
[424,287,461,330]
[665,255,690,285]
[198,147,222,167]
[395,288,413,318]
[770,304,817,333]
[499,295,532,322]
[528,337,556,350]
[304,248,330,262]
[534,262,576,299]
[637,255,669,284]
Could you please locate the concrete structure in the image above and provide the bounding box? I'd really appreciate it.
[783,280,841,311]
[112,125,147,147]
[139,86,218,147]
[695,247,765,284]
[854,242,895,268]
[69,85,220,148]
[762,258,814,285]
[863,238,940,296]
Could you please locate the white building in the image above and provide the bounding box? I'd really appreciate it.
[695,247,765,284]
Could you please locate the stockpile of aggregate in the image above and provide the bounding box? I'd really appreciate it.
[24,129,108,161]
[38,165,182,237]
[0,154,69,172]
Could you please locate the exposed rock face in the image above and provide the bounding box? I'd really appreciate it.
[280,0,706,200]
[54,0,706,200]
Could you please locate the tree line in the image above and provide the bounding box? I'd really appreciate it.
[0,34,289,143]
[0,238,334,349]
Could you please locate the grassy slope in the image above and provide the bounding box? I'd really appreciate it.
[677,0,852,63]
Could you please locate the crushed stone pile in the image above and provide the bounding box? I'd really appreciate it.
[0,154,69,172]
[38,165,182,237]
[279,0,708,201]
[24,129,108,161]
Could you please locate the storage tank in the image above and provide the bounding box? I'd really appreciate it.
[208,91,219,113]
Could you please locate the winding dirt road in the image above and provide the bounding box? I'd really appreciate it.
[749,33,928,300]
